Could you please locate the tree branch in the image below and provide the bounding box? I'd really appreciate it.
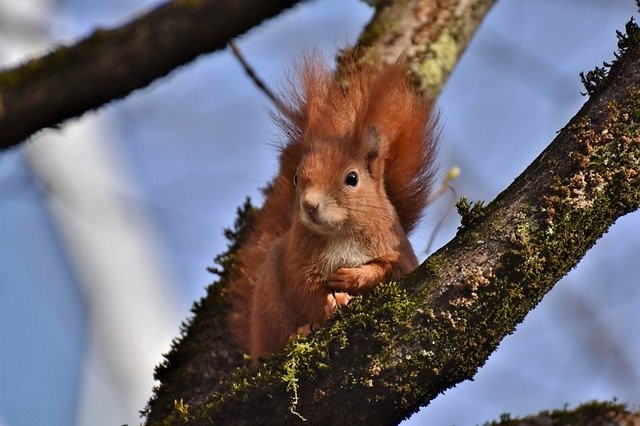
[342,0,497,102]
[0,0,303,150]
[146,12,640,425]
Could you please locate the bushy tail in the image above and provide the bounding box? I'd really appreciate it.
[356,61,438,234]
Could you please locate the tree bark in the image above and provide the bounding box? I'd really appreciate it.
[341,0,496,102]
[145,9,640,426]
[0,0,303,150]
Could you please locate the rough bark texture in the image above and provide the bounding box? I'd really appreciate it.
[142,200,254,424]
[340,0,497,101]
[0,0,303,150]
[146,14,640,425]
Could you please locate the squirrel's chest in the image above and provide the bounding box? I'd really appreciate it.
[321,239,372,277]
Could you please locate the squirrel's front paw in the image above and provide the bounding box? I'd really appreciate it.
[333,291,351,306]
[324,292,351,316]
[328,264,380,294]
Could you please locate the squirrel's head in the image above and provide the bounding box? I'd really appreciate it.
[293,127,392,236]
[276,55,436,237]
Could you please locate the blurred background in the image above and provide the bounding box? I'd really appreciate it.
[0,1,638,425]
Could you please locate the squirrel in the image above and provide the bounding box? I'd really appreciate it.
[228,55,438,360]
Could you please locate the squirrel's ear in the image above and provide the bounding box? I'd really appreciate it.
[364,125,384,176]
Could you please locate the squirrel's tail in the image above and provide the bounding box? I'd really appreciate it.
[356,60,439,234]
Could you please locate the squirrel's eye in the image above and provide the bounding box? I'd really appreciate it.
[345,171,358,187]
[293,174,298,186]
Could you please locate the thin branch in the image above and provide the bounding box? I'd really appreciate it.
[228,40,283,109]
[424,166,461,254]
[425,183,458,255]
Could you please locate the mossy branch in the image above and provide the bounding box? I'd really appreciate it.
[0,0,303,150]
[146,11,640,425]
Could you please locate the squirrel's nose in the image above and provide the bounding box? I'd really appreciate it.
[302,190,323,219]
[302,200,319,214]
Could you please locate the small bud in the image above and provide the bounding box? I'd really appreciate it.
[446,166,461,181]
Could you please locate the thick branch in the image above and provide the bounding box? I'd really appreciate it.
[0,0,302,150]
[342,0,497,102]
[152,18,640,425]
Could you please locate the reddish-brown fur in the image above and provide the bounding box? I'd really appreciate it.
[228,55,438,360]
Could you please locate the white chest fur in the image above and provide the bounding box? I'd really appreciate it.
[321,238,372,278]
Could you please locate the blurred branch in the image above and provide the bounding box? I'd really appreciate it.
[0,0,303,150]
[569,289,640,393]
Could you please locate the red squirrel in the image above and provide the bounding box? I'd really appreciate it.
[228,56,438,360]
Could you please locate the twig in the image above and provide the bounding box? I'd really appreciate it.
[425,167,461,254]
[228,40,283,109]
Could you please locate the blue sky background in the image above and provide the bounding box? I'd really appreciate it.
[1,1,638,425]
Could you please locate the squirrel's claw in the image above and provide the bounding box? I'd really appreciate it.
[325,291,351,316]
[333,291,351,306]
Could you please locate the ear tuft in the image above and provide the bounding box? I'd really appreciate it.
[365,125,383,175]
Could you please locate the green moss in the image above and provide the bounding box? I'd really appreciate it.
[172,399,190,421]
[197,321,333,421]
[493,88,640,328]
[580,11,639,96]
[456,196,487,228]
[146,399,193,426]
[193,281,429,421]
[412,31,459,92]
